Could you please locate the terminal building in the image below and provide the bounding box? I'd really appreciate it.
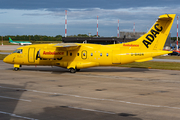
[62,31,172,49]
[62,37,135,44]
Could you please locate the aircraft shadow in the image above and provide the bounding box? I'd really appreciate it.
[19,106,143,120]
[7,66,150,74]
[0,84,27,120]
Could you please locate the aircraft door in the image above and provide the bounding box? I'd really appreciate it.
[112,50,121,64]
[81,50,87,59]
[28,47,35,63]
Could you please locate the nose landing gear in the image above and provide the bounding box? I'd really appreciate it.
[13,64,21,71]
[14,67,19,71]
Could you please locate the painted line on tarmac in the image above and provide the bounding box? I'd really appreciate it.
[0,95,31,102]
[0,110,38,120]
[0,52,10,54]
[1,85,180,110]
[67,106,116,115]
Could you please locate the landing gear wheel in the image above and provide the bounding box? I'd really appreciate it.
[14,67,19,71]
[69,68,76,73]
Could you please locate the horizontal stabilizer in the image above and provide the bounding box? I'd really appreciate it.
[158,14,172,20]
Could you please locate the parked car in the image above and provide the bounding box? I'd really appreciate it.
[168,51,180,56]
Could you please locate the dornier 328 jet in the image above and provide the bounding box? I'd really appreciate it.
[3,14,175,73]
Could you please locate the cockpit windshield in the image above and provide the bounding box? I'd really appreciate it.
[13,49,23,54]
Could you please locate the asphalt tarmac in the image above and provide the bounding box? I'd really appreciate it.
[0,45,21,50]
[1,60,180,120]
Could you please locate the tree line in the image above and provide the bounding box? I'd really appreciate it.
[171,37,180,41]
[1,34,99,41]
[1,35,62,41]
[1,35,178,41]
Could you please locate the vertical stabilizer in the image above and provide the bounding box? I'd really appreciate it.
[9,37,13,43]
[129,14,176,51]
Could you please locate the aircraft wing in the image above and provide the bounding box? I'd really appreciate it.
[54,43,81,50]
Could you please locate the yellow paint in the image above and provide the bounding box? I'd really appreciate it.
[3,14,175,72]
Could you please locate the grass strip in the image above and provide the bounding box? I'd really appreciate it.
[155,56,180,60]
[0,54,8,60]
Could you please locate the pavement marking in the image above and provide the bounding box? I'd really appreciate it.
[0,95,31,102]
[0,52,10,54]
[67,106,116,115]
[0,110,38,120]
[1,85,180,110]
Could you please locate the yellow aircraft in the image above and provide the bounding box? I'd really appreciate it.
[3,14,175,73]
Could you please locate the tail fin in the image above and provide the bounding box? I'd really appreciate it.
[132,14,176,50]
[9,37,13,43]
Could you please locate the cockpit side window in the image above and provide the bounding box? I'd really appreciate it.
[13,49,23,54]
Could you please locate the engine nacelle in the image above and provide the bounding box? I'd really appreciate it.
[39,49,66,59]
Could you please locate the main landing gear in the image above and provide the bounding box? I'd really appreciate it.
[69,68,80,73]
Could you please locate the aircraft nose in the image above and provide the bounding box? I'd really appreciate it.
[3,55,11,63]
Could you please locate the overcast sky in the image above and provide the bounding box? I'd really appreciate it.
[0,0,180,37]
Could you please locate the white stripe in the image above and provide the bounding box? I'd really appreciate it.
[1,86,180,110]
[0,95,31,102]
[68,106,116,114]
[0,111,38,120]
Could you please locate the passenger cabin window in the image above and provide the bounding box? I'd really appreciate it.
[100,53,102,56]
[77,53,79,56]
[13,49,23,54]
[106,53,109,57]
[70,53,72,56]
[91,53,93,56]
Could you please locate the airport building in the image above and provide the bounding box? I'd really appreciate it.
[62,37,135,44]
[62,31,172,48]
[120,31,146,39]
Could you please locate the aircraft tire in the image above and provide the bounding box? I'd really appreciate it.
[14,67,19,71]
[69,68,76,73]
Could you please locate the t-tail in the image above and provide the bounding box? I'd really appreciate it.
[9,37,13,43]
[129,14,176,51]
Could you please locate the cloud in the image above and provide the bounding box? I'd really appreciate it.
[1,0,180,10]
[0,1,180,37]
[0,12,7,14]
